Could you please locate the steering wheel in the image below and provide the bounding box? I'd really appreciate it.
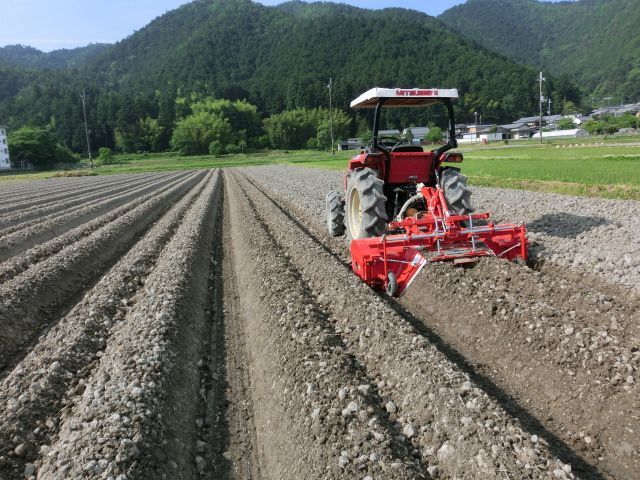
[378,136,403,151]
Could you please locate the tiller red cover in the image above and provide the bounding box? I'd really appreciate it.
[350,184,528,296]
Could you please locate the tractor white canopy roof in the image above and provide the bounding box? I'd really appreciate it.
[351,87,459,109]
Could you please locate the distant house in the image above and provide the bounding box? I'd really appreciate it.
[338,138,367,151]
[514,116,541,127]
[532,129,588,139]
[476,124,504,141]
[498,123,531,139]
[543,114,563,123]
[0,127,10,170]
[455,124,472,136]
[456,124,495,143]
[616,128,637,136]
[592,102,640,116]
[403,126,430,142]
[378,129,401,137]
[543,114,564,129]
[569,114,591,125]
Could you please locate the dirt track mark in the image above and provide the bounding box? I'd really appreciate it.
[201,185,260,479]
[403,262,640,479]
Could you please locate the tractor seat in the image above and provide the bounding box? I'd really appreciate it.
[391,145,424,153]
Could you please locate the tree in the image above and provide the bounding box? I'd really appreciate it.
[97,147,116,165]
[171,111,233,155]
[8,126,76,168]
[138,117,162,152]
[171,97,262,155]
[359,130,373,146]
[316,121,333,150]
[188,98,262,145]
[583,119,605,135]
[556,118,575,130]
[562,101,578,115]
[425,126,443,143]
[264,108,350,149]
[404,128,414,143]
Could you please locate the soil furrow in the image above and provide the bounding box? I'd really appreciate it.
[35,170,222,479]
[0,172,160,211]
[0,170,205,373]
[235,170,581,479]
[0,173,155,213]
[0,174,123,201]
[0,170,190,260]
[198,185,260,479]
[0,170,201,284]
[0,171,176,229]
[0,170,214,479]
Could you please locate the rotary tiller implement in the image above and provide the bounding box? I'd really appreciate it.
[326,87,528,297]
[350,181,528,297]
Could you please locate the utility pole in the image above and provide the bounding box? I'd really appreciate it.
[80,88,93,168]
[548,97,552,116]
[328,78,335,156]
[474,111,478,143]
[538,72,546,144]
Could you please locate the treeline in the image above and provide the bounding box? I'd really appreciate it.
[0,44,112,70]
[583,113,639,135]
[7,90,357,166]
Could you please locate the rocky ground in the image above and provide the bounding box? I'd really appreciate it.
[0,166,637,479]
[238,165,640,480]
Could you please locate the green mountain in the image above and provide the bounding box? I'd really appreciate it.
[439,0,640,102]
[87,0,565,114]
[0,44,111,70]
[0,0,580,154]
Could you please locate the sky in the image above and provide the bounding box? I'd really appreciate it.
[1,0,468,52]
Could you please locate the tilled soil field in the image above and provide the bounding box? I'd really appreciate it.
[0,166,638,480]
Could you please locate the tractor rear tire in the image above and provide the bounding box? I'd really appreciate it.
[441,167,473,215]
[441,167,488,227]
[326,191,345,236]
[346,168,388,240]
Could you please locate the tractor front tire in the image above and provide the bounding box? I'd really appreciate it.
[326,191,345,236]
[345,168,388,240]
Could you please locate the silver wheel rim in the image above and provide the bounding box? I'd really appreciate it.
[348,188,362,238]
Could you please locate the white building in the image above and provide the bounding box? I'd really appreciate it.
[532,129,588,139]
[0,127,10,170]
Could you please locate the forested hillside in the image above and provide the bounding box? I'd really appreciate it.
[0,0,580,155]
[0,44,111,70]
[440,0,640,102]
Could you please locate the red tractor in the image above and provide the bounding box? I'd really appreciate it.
[326,87,528,297]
